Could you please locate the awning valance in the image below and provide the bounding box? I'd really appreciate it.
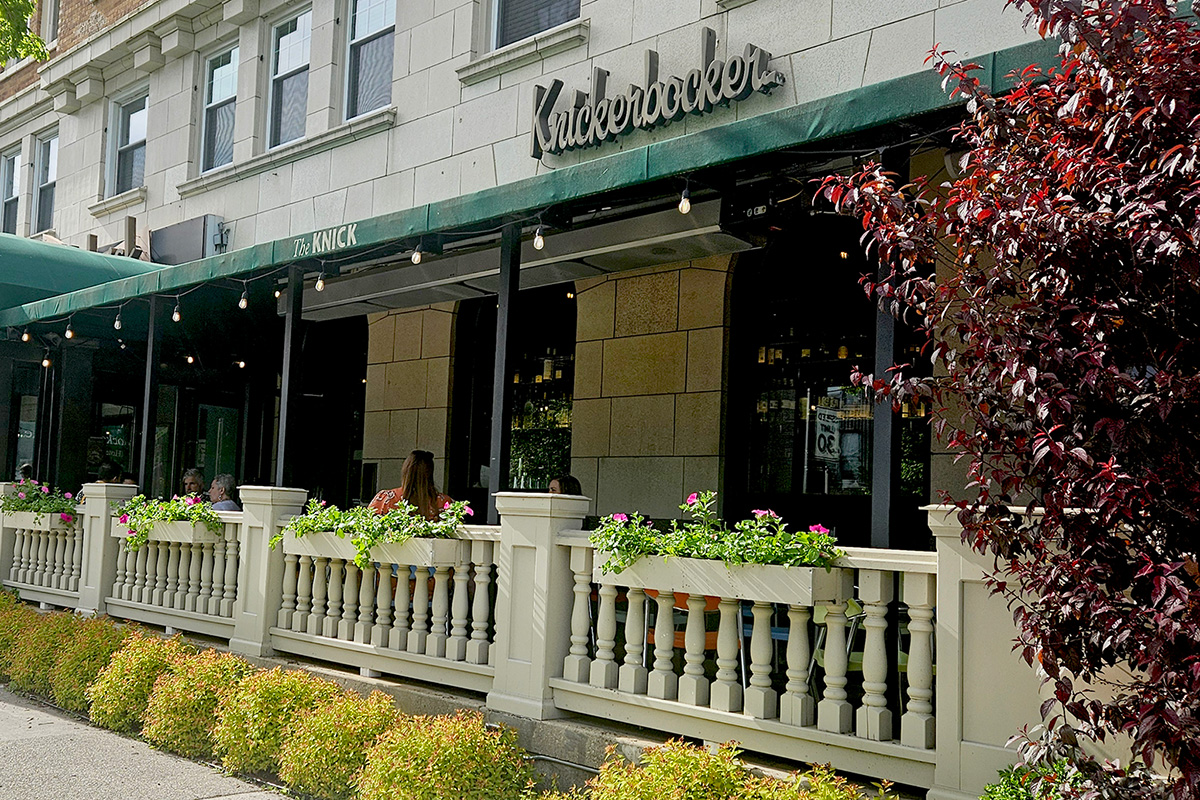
[0,233,160,312]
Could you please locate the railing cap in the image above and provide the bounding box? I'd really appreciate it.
[494,491,591,519]
[239,486,309,506]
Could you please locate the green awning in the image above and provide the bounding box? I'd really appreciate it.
[0,233,161,311]
[0,36,1056,329]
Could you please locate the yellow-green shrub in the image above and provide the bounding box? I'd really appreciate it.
[0,599,38,681]
[584,741,749,800]
[142,649,255,759]
[86,633,193,733]
[214,666,341,776]
[278,690,401,800]
[50,616,132,712]
[356,710,536,800]
[744,764,898,799]
[8,611,82,697]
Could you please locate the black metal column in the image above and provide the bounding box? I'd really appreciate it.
[138,295,164,493]
[487,224,521,524]
[276,265,305,486]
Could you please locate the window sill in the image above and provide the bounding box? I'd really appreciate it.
[714,0,756,7]
[457,19,589,86]
[88,186,147,218]
[177,105,396,199]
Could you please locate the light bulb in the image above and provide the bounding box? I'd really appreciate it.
[20,329,29,342]
[119,341,126,350]
[315,273,325,292]
[114,314,122,331]
[274,289,281,298]
[172,304,181,323]
[411,248,422,265]
[678,188,691,215]
[566,291,575,300]
[236,360,246,369]
[64,322,74,339]
[41,357,50,368]
[238,291,248,309]
[533,226,545,251]
[186,355,194,364]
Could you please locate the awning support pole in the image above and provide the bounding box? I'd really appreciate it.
[138,295,163,493]
[487,223,521,524]
[276,265,304,487]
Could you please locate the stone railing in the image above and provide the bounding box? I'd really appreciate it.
[0,484,1044,800]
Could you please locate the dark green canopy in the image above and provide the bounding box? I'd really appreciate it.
[0,233,160,311]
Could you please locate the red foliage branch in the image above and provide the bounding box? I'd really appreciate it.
[820,1,1200,796]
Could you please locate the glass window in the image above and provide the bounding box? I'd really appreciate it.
[347,0,394,119]
[42,0,59,42]
[203,47,239,171]
[2,150,20,235]
[495,0,579,49]
[34,133,56,233]
[115,94,148,195]
[271,11,312,147]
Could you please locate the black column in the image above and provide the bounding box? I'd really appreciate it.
[487,224,521,524]
[276,265,305,487]
[139,295,164,494]
[55,347,94,492]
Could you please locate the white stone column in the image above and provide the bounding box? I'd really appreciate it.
[78,483,138,616]
[0,482,14,583]
[487,492,590,720]
[230,486,308,657]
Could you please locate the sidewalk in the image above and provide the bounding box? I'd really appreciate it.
[0,687,286,800]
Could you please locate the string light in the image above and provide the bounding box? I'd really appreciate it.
[41,353,50,368]
[678,187,691,215]
[186,355,194,364]
[238,290,249,309]
[64,320,74,339]
[118,339,126,350]
[566,291,575,300]
[411,245,423,265]
[274,289,281,298]
[533,226,546,251]
[172,302,182,323]
[315,273,326,292]
[236,360,246,369]
[20,328,29,342]
[114,312,122,330]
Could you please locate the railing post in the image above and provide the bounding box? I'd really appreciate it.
[489,492,589,720]
[78,483,138,616]
[0,482,14,583]
[230,486,308,657]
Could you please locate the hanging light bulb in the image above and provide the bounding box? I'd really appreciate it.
[678,187,691,215]
[411,246,423,265]
[119,340,126,350]
[533,226,546,251]
[274,289,281,299]
[64,321,74,339]
[172,303,182,323]
[238,290,249,309]
[41,356,51,368]
[315,273,326,292]
[186,355,195,364]
[20,328,29,342]
[114,313,122,331]
[236,360,246,369]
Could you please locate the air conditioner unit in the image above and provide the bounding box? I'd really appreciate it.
[149,215,225,265]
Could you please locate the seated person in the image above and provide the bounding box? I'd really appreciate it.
[96,461,121,484]
[368,450,451,521]
[182,468,205,496]
[549,474,582,495]
[120,471,138,486]
[208,474,242,511]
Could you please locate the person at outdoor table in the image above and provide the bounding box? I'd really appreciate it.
[208,474,242,511]
[368,450,452,520]
[549,474,582,495]
[182,468,205,496]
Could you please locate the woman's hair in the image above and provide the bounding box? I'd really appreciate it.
[213,473,237,500]
[552,474,582,495]
[400,450,439,519]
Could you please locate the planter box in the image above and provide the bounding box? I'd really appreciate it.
[111,519,223,544]
[281,529,358,560]
[6,510,77,531]
[593,553,854,607]
[281,530,466,566]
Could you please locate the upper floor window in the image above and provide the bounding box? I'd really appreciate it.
[41,0,59,43]
[495,0,578,49]
[203,47,239,171]
[270,11,312,147]
[2,150,20,235]
[114,93,148,195]
[34,133,56,233]
[347,0,394,119]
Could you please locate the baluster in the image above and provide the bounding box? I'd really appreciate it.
[50,530,65,588]
[779,605,813,726]
[647,588,677,700]
[151,542,169,606]
[121,544,137,600]
[207,540,225,614]
[69,530,82,592]
[185,544,202,612]
[901,573,936,749]
[446,557,470,661]
[427,566,451,657]
[745,601,777,718]
[817,598,852,733]
[198,543,214,612]
[389,565,411,649]
[134,543,151,603]
[589,583,619,688]
[34,531,49,585]
[279,553,299,628]
[407,567,430,653]
[466,542,494,665]
[10,528,25,582]
[220,536,238,616]
[307,557,329,636]
[173,544,190,610]
[162,542,180,607]
[370,563,392,646]
[324,559,344,638]
[618,587,648,694]
[562,546,592,681]
[355,563,375,643]
[292,556,313,632]
[678,594,710,706]
[112,540,127,598]
[711,598,743,712]
[857,570,894,741]
[339,563,359,640]
[17,528,32,583]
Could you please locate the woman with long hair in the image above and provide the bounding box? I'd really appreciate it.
[367,450,452,520]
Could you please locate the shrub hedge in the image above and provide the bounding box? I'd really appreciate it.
[0,596,38,681]
[142,648,255,759]
[8,611,81,698]
[49,616,133,712]
[86,633,194,734]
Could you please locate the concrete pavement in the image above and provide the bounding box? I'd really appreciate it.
[0,687,287,800]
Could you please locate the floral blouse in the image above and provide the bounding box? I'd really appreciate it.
[367,488,453,520]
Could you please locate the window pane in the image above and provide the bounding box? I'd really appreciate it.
[116,143,145,194]
[40,137,57,185]
[35,182,53,232]
[121,96,148,147]
[3,198,16,234]
[2,153,18,200]
[271,69,308,146]
[348,32,393,118]
[497,0,579,48]
[204,99,236,170]
[275,12,312,76]
[208,48,238,105]
[352,0,394,40]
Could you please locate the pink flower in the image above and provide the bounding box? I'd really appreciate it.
[809,524,830,534]
[16,492,25,499]
[119,514,129,524]
[611,513,628,523]
[686,493,699,505]
[59,513,73,523]
[444,501,452,509]
[185,496,200,506]
[464,506,474,517]
[752,509,780,519]
[63,492,72,499]
[40,486,49,494]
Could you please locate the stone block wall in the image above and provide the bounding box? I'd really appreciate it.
[571,256,732,518]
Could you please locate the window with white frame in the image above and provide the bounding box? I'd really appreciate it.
[2,150,20,235]
[34,133,56,233]
[494,0,578,49]
[270,11,312,147]
[41,0,59,43]
[113,92,148,195]
[347,0,394,119]
[203,47,239,171]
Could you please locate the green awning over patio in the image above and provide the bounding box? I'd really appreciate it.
[0,233,161,312]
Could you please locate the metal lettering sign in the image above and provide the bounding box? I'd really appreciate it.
[531,27,786,158]
[287,223,359,259]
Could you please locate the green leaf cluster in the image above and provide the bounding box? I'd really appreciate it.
[981,760,1083,800]
[0,592,37,681]
[142,649,255,759]
[590,491,843,575]
[86,633,194,734]
[48,616,133,713]
[0,0,46,62]
[0,480,79,523]
[7,610,82,698]
[114,494,224,551]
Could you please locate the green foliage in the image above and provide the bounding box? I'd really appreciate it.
[114,494,224,551]
[981,760,1083,800]
[278,690,401,800]
[744,764,898,800]
[276,498,474,569]
[592,491,843,574]
[0,480,79,524]
[0,0,47,63]
[510,427,571,489]
[86,634,194,734]
[142,649,255,759]
[356,710,536,800]
[8,611,81,698]
[0,594,36,681]
[50,616,133,712]
[585,741,750,800]
[214,666,341,776]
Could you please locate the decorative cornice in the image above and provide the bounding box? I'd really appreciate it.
[88,186,148,218]
[456,19,589,86]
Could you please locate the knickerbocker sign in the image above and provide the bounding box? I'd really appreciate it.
[531,27,785,158]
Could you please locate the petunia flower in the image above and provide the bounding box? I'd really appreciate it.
[63,492,72,499]
[444,501,452,509]
[16,492,25,499]
[686,492,699,505]
[40,486,49,493]
[753,509,779,519]
[119,514,129,524]
[59,513,73,523]
[612,513,628,523]
[464,506,474,516]
[809,524,830,534]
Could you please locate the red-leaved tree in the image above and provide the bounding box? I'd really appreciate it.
[820,1,1200,796]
